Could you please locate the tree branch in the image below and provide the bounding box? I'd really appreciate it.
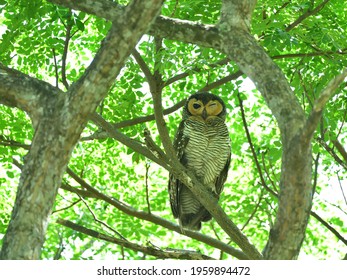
[61,15,72,90]
[48,0,220,49]
[217,0,318,259]
[310,211,347,247]
[57,219,214,260]
[92,99,186,134]
[0,64,62,127]
[304,68,347,142]
[132,48,158,92]
[317,137,347,171]
[200,70,243,92]
[271,50,347,60]
[332,140,347,165]
[89,112,170,170]
[285,0,332,32]
[65,168,248,259]
[164,57,231,87]
[237,91,268,189]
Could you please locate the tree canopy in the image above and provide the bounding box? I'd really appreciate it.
[0,0,346,260]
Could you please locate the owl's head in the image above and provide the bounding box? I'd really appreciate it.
[183,92,227,121]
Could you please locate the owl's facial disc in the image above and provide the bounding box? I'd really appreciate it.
[188,98,224,119]
[188,98,205,116]
[205,100,223,116]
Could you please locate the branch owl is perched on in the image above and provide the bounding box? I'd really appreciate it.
[168,92,231,230]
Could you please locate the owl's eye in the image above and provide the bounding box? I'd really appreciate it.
[209,102,217,107]
[193,103,201,109]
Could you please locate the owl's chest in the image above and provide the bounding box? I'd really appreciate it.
[182,119,230,184]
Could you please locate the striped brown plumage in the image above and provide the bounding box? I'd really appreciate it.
[168,92,231,231]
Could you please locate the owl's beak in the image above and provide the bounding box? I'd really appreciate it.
[201,109,208,120]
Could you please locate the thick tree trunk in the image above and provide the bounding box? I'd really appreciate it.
[0,95,80,259]
[217,0,313,259]
[0,0,163,259]
[263,138,312,259]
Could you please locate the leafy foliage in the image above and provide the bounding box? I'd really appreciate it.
[0,0,346,259]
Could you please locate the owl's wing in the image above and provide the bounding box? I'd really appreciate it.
[168,120,188,218]
[215,151,231,197]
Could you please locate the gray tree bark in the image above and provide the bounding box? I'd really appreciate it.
[0,0,163,259]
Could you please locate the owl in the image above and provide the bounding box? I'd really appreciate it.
[168,92,231,231]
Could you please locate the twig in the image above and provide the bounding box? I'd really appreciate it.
[53,233,65,260]
[145,162,151,214]
[113,99,186,129]
[52,198,82,213]
[241,190,264,231]
[164,57,231,87]
[200,70,243,92]
[237,91,268,189]
[337,172,347,206]
[335,108,347,140]
[310,211,347,246]
[52,48,59,88]
[78,194,126,239]
[261,152,279,195]
[312,152,320,196]
[61,12,72,90]
[82,99,186,141]
[317,137,347,171]
[170,0,179,17]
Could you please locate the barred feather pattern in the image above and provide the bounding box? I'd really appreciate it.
[169,115,231,230]
[183,117,230,191]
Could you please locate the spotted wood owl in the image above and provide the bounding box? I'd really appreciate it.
[168,92,231,230]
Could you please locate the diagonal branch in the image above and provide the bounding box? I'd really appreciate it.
[304,68,347,141]
[164,57,231,87]
[285,0,332,32]
[132,48,157,92]
[332,140,347,165]
[82,99,186,142]
[89,112,170,170]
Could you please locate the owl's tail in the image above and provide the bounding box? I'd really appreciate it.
[180,208,212,231]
